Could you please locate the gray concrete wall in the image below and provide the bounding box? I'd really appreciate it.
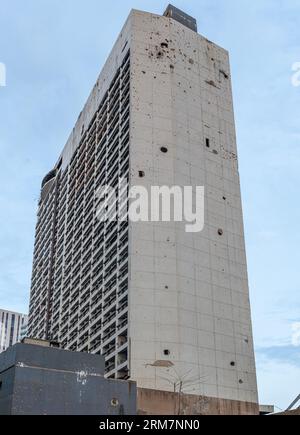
[0,344,136,415]
[11,366,135,415]
[128,10,258,406]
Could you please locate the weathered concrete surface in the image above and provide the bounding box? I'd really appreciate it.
[137,388,259,416]
[0,343,136,415]
[129,8,258,408]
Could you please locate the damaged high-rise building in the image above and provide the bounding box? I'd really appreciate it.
[28,5,259,415]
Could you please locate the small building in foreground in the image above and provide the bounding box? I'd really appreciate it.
[0,338,136,415]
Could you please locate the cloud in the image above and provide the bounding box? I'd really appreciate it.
[257,345,300,367]
[292,323,300,347]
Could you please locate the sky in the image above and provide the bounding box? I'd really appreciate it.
[0,0,299,411]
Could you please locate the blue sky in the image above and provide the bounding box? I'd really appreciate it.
[0,0,299,410]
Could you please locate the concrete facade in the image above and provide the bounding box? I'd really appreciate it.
[0,309,28,353]
[0,341,136,415]
[128,9,258,410]
[28,6,258,414]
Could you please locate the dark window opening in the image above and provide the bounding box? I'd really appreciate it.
[206,138,210,148]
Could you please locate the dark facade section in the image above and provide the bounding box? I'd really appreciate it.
[0,342,136,415]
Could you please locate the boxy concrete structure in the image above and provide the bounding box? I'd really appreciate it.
[0,340,136,415]
[28,5,258,414]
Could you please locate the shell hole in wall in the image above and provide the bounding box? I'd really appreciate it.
[111,398,119,407]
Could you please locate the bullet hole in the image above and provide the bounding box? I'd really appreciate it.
[206,138,210,148]
[142,71,146,74]
[213,150,218,155]
[189,58,194,65]
[138,171,145,178]
[111,398,119,407]
[164,349,170,356]
[157,51,163,59]
[230,361,236,367]
[239,379,244,385]
[161,42,168,49]
[218,229,223,236]
[165,286,169,290]
[205,79,218,88]
[220,70,229,79]
[160,147,168,154]
[223,196,226,201]
[170,65,174,70]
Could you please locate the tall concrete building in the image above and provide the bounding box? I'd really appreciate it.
[28,6,258,414]
[0,309,28,353]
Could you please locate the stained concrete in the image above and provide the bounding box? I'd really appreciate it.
[0,343,136,415]
[138,388,259,416]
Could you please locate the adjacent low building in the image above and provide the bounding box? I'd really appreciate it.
[0,338,136,415]
[0,309,28,354]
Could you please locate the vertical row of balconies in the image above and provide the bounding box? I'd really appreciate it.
[28,176,58,339]
[29,50,131,380]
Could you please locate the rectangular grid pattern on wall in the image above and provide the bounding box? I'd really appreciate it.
[28,51,130,380]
